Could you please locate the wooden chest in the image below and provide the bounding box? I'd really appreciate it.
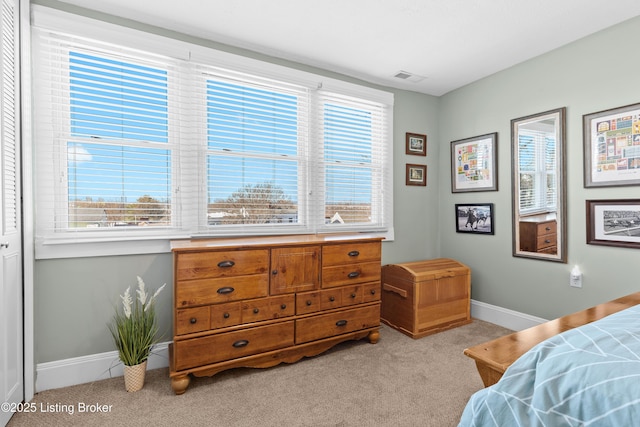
[380,258,471,339]
[169,234,383,394]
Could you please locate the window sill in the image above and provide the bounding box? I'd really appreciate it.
[35,235,183,260]
[35,228,394,260]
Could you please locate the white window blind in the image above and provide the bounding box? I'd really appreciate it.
[316,91,387,230]
[201,66,308,230]
[31,8,394,256]
[518,130,557,214]
[33,31,180,237]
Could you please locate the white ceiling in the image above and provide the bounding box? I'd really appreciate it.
[58,0,640,96]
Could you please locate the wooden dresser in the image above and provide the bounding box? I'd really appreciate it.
[169,234,383,394]
[519,214,557,254]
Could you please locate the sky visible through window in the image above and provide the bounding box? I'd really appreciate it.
[65,50,375,227]
[68,51,170,204]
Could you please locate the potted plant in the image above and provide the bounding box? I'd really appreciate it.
[109,276,166,392]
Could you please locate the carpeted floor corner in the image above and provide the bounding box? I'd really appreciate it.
[8,320,512,427]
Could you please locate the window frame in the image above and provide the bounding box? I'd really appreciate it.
[30,6,394,259]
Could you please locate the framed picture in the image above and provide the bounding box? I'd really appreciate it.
[450,132,498,192]
[455,203,494,234]
[406,132,427,156]
[586,199,640,248]
[583,102,640,187]
[406,164,426,186]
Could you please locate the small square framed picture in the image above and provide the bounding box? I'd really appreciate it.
[406,132,427,156]
[406,164,427,186]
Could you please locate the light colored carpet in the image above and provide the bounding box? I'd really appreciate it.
[8,321,512,427]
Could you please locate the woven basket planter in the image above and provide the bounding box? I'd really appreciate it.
[123,360,147,392]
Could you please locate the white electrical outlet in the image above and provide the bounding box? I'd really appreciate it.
[570,266,582,288]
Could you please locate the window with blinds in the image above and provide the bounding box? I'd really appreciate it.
[518,130,557,214]
[67,51,172,229]
[319,93,386,229]
[31,14,393,250]
[204,72,305,227]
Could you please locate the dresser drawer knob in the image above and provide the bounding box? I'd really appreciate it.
[335,320,348,327]
[217,260,235,268]
[348,271,360,279]
[329,296,335,302]
[280,304,287,309]
[370,289,376,295]
[232,340,249,348]
[217,286,235,295]
[189,318,197,324]
[253,308,260,314]
[348,250,360,257]
[306,300,313,306]
[223,312,230,319]
[272,270,278,275]
[350,293,356,299]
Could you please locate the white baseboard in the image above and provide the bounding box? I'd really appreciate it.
[35,300,545,392]
[35,342,170,393]
[471,299,547,331]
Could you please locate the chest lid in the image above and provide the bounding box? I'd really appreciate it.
[382,258,469,281]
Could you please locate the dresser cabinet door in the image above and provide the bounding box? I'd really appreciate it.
[270,246,320,295]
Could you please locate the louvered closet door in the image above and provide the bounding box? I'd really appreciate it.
[0,0,21,426]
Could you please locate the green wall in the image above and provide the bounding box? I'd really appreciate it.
[32,1,640,364]
[438,16,640,319]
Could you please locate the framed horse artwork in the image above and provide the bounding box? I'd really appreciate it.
[455,203,494,235]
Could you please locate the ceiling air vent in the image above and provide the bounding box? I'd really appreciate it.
[393,70,426,83]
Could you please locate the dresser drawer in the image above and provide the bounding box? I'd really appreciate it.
[174,321,295,371]
[175,306,211,335]
[322,261,381,288]
[362,282,381,303]
[296,291,321,315]
[536,221,556,236]
[210,301,242,329]
[536,233,556,250]
[322,242,381,266]
[295,304,380,344]
[338,283,380,306]
[176,275,269,308]
[241,295,295,323]
[296,287,345,315]
[175,249,269,281]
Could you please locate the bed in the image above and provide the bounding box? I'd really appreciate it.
[459,304,640,426]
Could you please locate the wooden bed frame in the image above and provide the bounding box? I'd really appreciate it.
[463,292,640,387]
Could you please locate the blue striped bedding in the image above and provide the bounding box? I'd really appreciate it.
[459,304,640,426]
